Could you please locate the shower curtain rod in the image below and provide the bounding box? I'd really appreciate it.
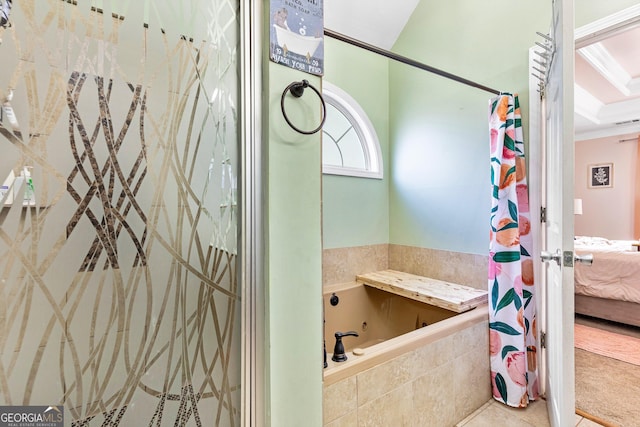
[323,28,501,96]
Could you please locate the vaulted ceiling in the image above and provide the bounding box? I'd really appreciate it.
[323,0,419,51]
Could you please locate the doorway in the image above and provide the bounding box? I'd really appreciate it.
[573,6,640,425]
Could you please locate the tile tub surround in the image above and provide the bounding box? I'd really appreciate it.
[323,306,490,426]
[322,244,488,291]
[389,245,488,291]
[323,244,389,286]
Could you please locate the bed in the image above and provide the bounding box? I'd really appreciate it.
[574,236,640,327]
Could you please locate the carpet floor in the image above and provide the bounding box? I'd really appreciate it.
[575,318,640,427]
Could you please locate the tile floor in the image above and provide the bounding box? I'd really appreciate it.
[454,314,636,427]
[456,399,603,427]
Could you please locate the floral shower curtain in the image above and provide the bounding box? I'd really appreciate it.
[488,94,539,408]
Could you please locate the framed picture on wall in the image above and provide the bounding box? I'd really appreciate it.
[588,163,613,188]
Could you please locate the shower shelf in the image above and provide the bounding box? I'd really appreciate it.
[355,270,488,313]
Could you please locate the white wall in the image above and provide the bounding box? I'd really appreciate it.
[574,136,637,239]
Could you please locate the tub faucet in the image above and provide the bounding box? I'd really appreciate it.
[331,331,359,362]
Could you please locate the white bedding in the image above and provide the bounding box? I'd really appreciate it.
[574,235,636,251]
[574,236,640,304]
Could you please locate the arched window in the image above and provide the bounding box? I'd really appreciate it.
[322,82,383,179]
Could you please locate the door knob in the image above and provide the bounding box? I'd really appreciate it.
[541,249,561,266]
[574,253,593,265]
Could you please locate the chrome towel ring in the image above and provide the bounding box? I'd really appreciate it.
[280,79,327,135]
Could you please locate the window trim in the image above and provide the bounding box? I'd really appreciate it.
[322,82,383,179]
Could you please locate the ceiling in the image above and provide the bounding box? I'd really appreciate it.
[323,0,419,50]
[575,24,640,142]
[323,3,640,143]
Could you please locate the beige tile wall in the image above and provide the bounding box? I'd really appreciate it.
[389,245,488,290]
[323,244,488,291]
[322,320,491,426]
[323,244,389,286]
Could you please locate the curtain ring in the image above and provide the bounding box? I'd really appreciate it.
[280,79,327,135]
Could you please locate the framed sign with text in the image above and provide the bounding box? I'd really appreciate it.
[269,0,324,76]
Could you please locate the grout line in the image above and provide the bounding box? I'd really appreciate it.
[455,399,493,426]
[457,395,614,427]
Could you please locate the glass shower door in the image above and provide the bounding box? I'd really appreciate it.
[0,1,241,425]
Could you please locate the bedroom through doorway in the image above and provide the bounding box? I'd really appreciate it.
[573,5,640,425]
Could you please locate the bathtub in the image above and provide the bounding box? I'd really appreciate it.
[273,25,322,57]
[322,281,490,426]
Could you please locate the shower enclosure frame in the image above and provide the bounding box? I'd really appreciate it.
[240,1,265,426]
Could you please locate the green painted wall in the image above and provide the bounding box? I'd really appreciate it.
[385,0,639,255]
[319,1,640,255]
[265,62,323,426]
[322,38,390,249]
[388,1,551,255]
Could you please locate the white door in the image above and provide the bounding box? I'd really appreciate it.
[542,0,575,425]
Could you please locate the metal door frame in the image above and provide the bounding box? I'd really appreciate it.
[241,1,265,425]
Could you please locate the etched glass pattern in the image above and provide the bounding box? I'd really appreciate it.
[0,1,241,425]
